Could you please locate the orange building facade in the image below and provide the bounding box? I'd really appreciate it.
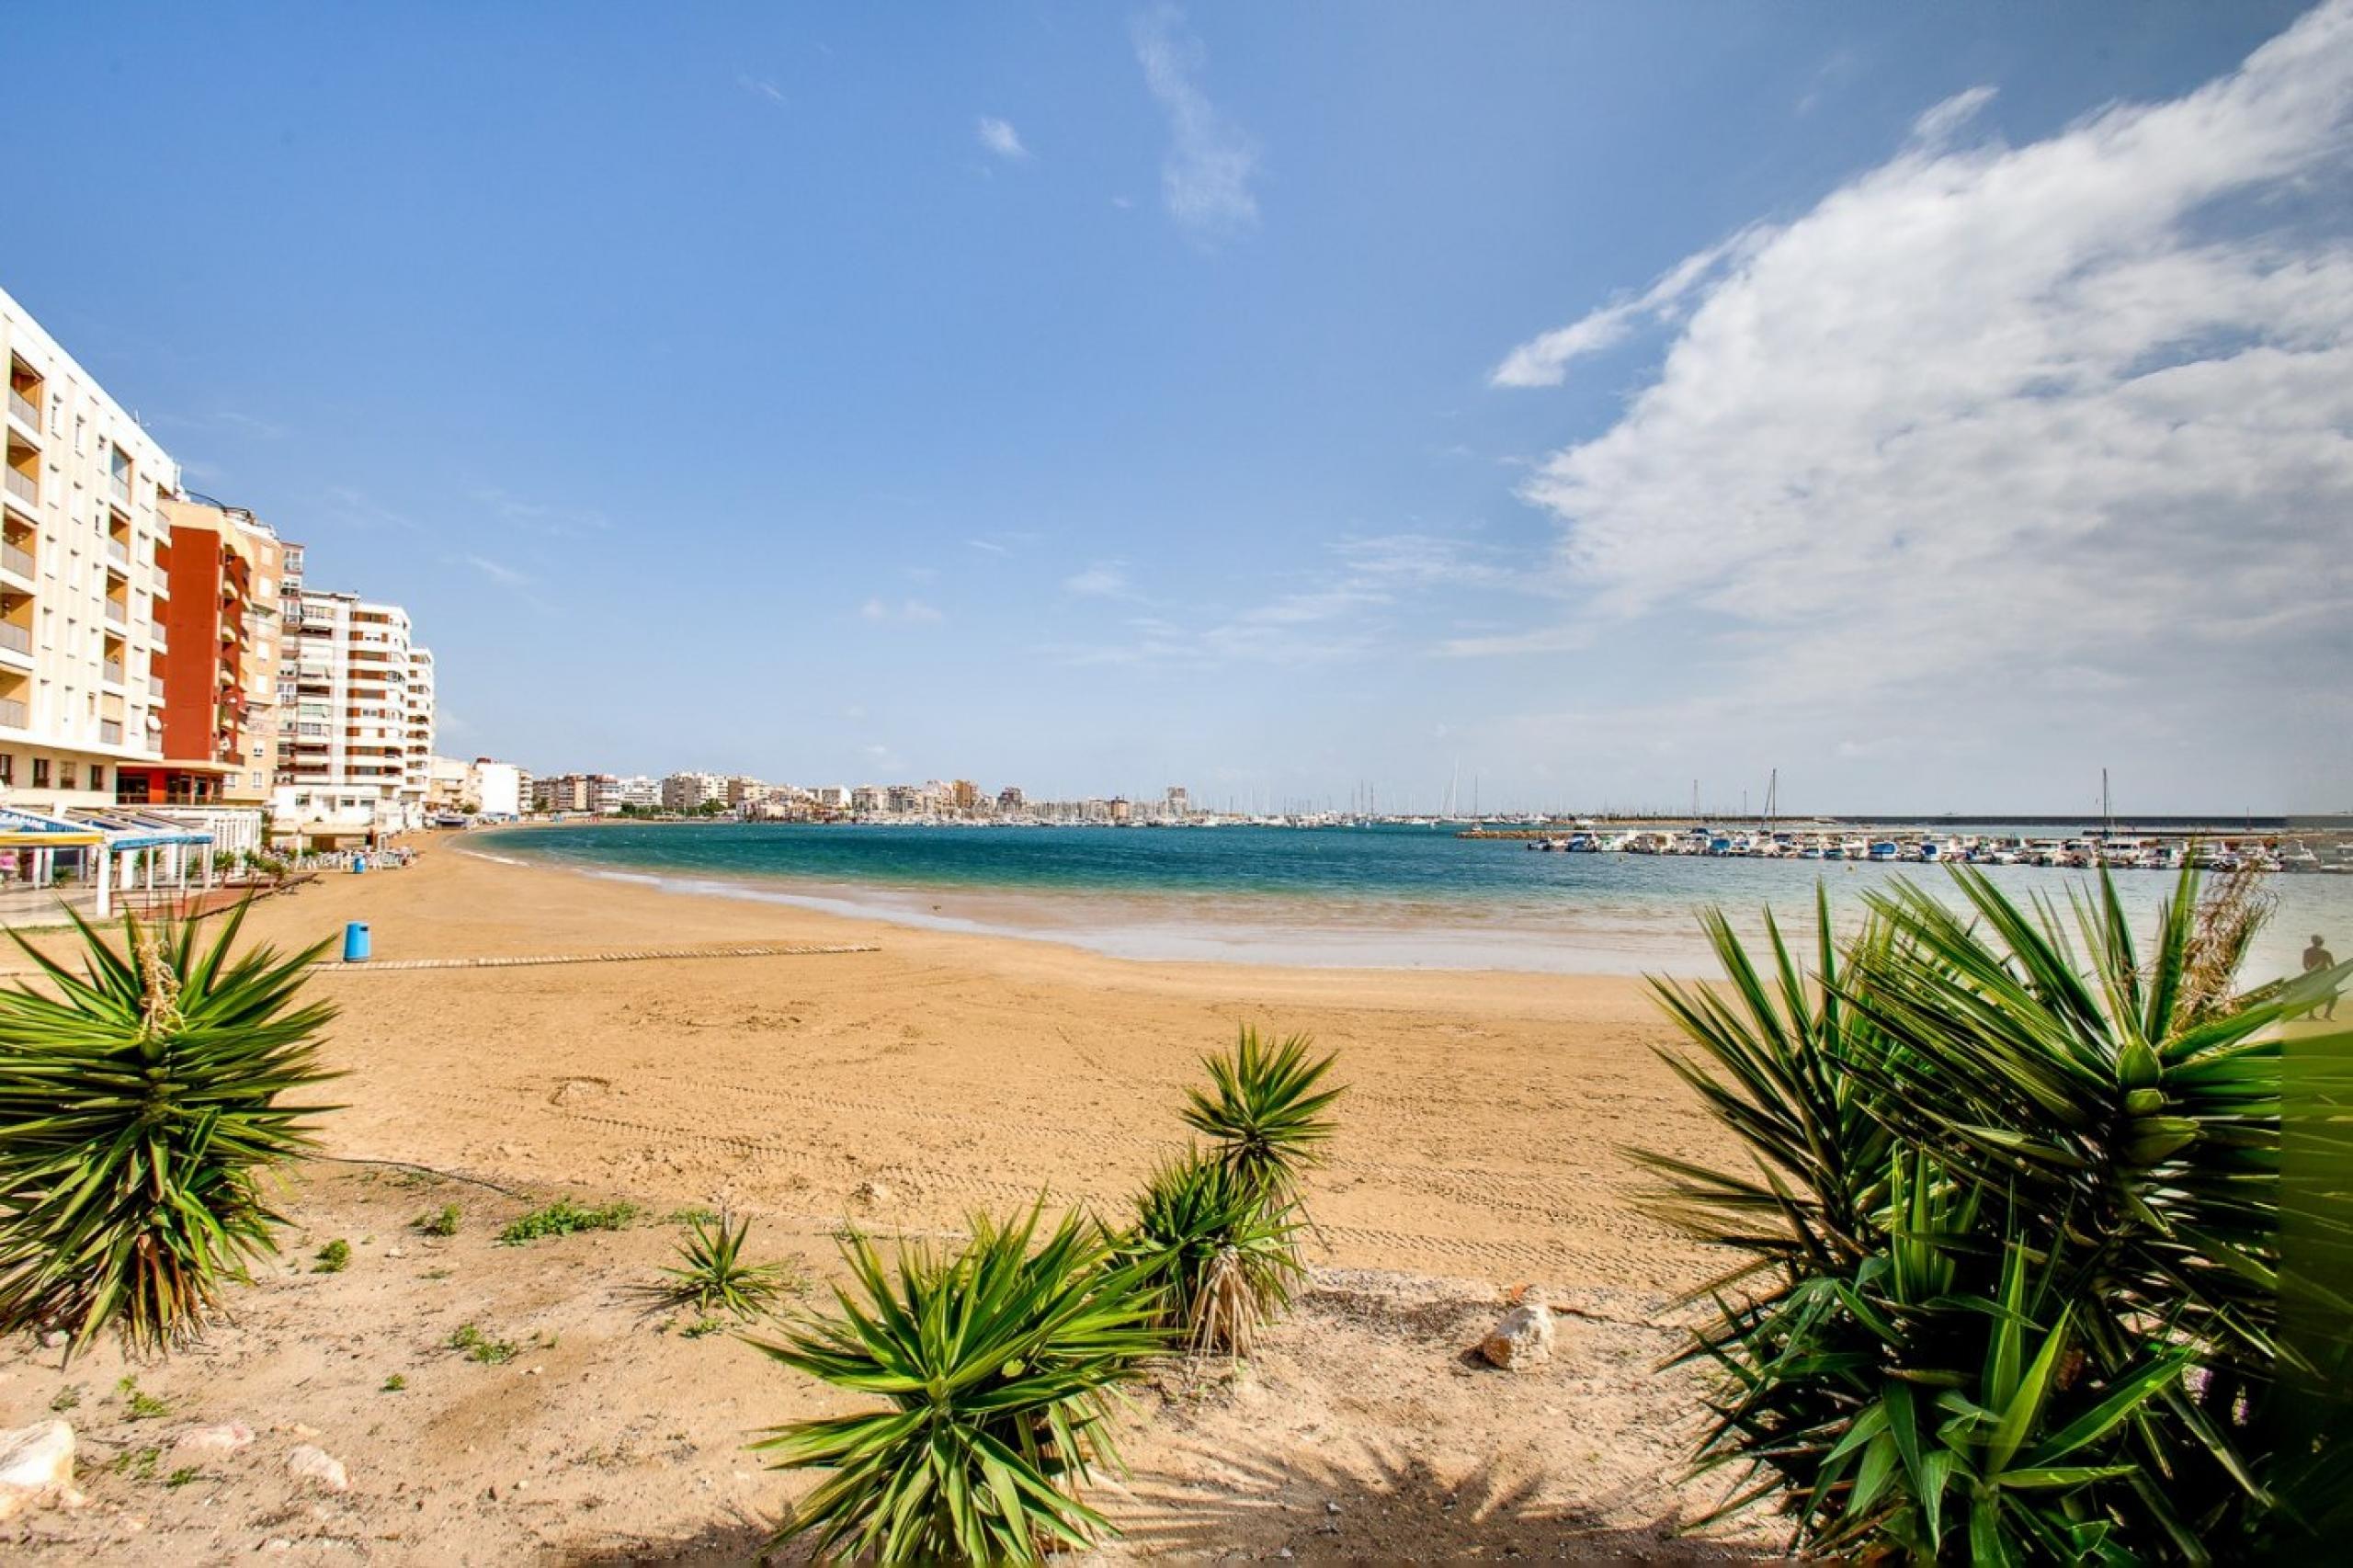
[112,499,283,806]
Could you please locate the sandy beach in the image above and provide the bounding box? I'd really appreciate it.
[0,836,1765,1562]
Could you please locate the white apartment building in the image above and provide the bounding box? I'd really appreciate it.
[273,556,434,840]
[2,285,180,812]
[616,774,660,810]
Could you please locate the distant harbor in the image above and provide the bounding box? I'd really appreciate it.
[1458,821,2350,873]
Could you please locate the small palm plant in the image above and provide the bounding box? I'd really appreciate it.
[656,1210,792,1320]
[752,1203,1166,1563]
[1635,867,2351,1560]
[1180,1028,1344,1210]
[0,905,338,1358]
[1117,1149,1302,1358]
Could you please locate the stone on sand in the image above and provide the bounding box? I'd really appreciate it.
[0,1419,76,1520]
[285,1444,349,1494]
[1479,1293,1555,1371]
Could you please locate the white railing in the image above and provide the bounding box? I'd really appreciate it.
[102,659,124,686]
[106,539,129,565]
[6,389,37,429]
[108,472,131,506]
[0,622,28,655]
[0,541,30,578]
[3,469,34,507]
[148,675,165,699]
[103,601,126,626]
[0,698,25,729]
[98,719,122,744]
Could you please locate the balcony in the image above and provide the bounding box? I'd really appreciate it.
[106,539,129,567]
[108,472,131,506]
[6,389,36,431]
[0,698,24,730]
[148,675,165,699]
[149,620,167,648]
[103,600,126,627]
[0,541,30,581]
[102,658,125,687]
[99,719,123,745]
[3,468,33,509]
[0,622,29,659]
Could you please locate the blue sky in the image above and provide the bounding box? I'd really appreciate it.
[8,2,2347,813]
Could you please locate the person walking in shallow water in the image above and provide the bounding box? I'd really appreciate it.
[2304,934,2338,1021]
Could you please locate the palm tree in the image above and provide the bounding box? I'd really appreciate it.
[0,905,339,1357]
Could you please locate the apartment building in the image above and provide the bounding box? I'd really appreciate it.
[426,754,526,818]
[110,497,284,806]
[660,770,728,812]
[2,286,181,811]
[615,774,659,811]
[272,543,435,840]
[533,772,620,814]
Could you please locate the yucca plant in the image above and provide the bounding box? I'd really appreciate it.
[751,1203,1166,1563]
[0,905,339,1358]
[656,1210,792,1320]
[1180,1028,1344,1211]
[1635,867,2353,1561]
[1117,1148,1302,1358]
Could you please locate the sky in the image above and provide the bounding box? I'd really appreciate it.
[7,2,2348,815]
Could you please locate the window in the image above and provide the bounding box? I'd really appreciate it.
[32,757,50,788]
[88,765,104,791]
[0,754,11,785]
[59,762,76,790]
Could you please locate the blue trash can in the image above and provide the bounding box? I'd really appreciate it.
[343,922,371,963]
[351,857,368,874]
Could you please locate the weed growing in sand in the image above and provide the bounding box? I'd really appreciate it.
[116,1375,168,1419]
[0,905,339,1358]
[1181,1028,1344,1214]
[752,1203,1165,1562]
[414,1203,462,1237]
[497,1198,637,1245]
[1115,1150,1301,1359]
[313,1239,351,1273]
[678,1315,730,1339]
[110,1446,161,1481]
[49,1384,79,1413]
[660,1205,720,1227]
[656,1212,795,1321]
[165,1466,202,1489]
[448,1323,519,1364]
[381,1373,407,1392]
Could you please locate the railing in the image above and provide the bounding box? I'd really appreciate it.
[98,719,123,745]
[101,659,124,686]
[106,539,129,565]
[0,698,24,729]
[108,472,131,506]
[3,469,33,507]
[149,620,166,645]
[0,541,30,578]
[6,389,37,429]
[103,601,125,626]
[0,622,29,655]
[148,675,165,699]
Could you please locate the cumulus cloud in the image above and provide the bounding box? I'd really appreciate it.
[977,116,1029,160]
[1483,0,2353,797]
[1132,5,1258,242]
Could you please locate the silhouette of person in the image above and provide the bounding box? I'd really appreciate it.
[2304,934,2337,1021]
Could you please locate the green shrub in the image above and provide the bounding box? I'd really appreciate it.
[497,1198,636,1245]
[447,1323,517,1364]
[0,906,339,1357]
[751,1204,1165,1562]
[312,1239,350,1273]
[1179,1028,1343,1210]
[413,1203,461,1237]
[655,1211,793,1320]
[1116,1149,1301,1358]
[1635,869,2350,1560]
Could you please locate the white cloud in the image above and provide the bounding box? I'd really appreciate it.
[738,75,786,107]
[461,554,530,587]
[1482,0,2353,790]
[1063,562,1131,597]
[861,597,945,624]
[1132,6,1258,242]
[977,116,1029,160]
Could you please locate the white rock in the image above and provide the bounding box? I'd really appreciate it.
[40,1331,67,1349]
[0,1420,75,1521]
[1478,1299,1555,1371]
[285,1444,349,1494]
[174,1423,255,1459]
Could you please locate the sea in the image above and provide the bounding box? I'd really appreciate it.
[476,822,2353,982]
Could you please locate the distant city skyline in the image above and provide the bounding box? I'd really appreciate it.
[6,2,2346,812]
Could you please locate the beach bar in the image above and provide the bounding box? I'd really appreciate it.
[0,805,215,921]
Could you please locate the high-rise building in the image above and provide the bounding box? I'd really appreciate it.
[660,770,729,812]
[111,497,284,806]
[2,285,182,810]
[272,546,434,839]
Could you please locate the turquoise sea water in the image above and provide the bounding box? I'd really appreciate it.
[476,823,2353,980]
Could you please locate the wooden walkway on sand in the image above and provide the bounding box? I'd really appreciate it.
[307,941,879,973]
